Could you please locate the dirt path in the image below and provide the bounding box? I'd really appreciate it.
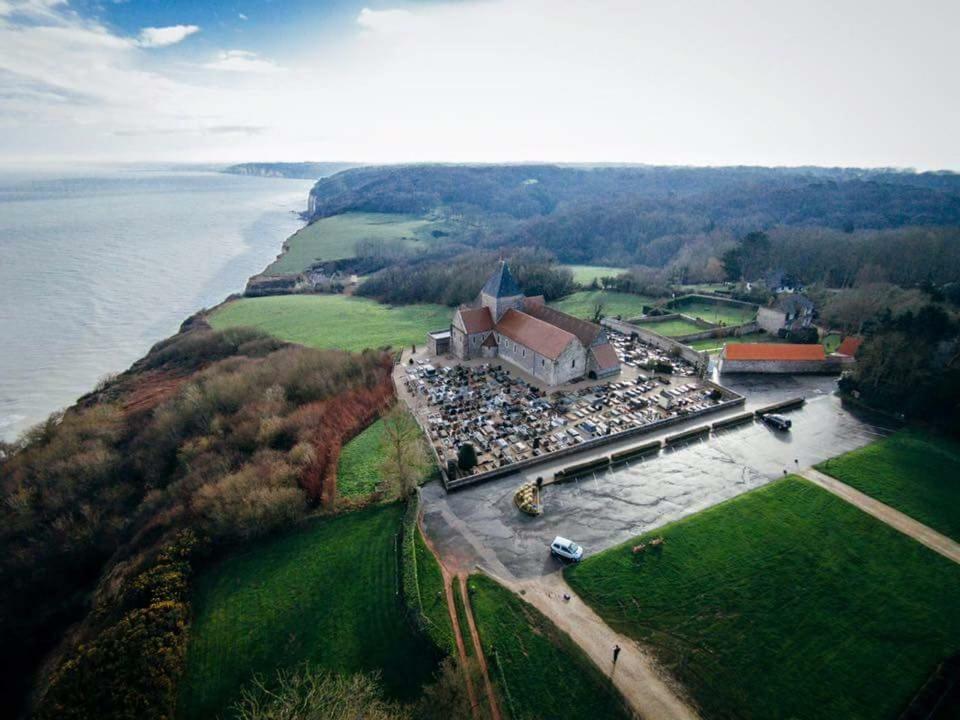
[800,468,960,565]
[418,512,498,720]
[491,571,699,720]
[459,575,504,720]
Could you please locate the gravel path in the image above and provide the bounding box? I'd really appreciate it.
[800,467,960,564]
[487,570,699,720]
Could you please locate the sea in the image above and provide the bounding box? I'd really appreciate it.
[0,164,313,442]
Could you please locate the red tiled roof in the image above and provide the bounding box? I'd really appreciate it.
[724,343,825,361]
[457,306,494,334]
[495,309,577,360]
[591,343,619,370]
[836,337,863,357]
[523,300,602,347]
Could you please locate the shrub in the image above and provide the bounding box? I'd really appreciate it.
[38,532,198,720]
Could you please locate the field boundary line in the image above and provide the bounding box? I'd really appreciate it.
[800,468,960,564]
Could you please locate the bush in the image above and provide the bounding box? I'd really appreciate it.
[38,532,198,720]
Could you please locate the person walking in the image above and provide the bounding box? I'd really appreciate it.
[613,644,621,663]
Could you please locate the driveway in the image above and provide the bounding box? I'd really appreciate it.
[422,376,894,580]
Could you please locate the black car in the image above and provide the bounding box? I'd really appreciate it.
[761,413,792,431]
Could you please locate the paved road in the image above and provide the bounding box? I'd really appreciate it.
[422,378,894,580]
[801,467,960,564]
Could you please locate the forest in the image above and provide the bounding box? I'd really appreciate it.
[308,164,960,285]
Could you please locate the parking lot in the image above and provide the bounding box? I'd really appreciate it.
[401,330,736,482]
[421,379,895,580]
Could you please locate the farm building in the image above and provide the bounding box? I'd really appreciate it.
[445,262,620,385]
[719,343,853,374]
[757,294,815,334]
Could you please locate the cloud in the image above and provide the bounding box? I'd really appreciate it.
[356,7,414,33]
[203,49,279,73]
[0,0,66,20]
[238,13,247,21]
[136,24,199,48]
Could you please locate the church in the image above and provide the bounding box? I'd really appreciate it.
[448,262,620,386]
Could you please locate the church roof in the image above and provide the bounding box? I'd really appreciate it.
[591,343,619,370]
[523,300,602,347]
[457,306,494,334]
[481,261,522,298]
[496,309,577,360]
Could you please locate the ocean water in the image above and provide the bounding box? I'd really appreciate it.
[0,165,313,441]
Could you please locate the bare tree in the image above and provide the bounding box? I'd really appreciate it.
[379,404,429,499]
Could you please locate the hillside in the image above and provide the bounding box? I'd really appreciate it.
[304,164,960,275]
[0,322,395,718]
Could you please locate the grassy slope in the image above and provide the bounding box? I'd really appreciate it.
[563,264,627,285]
[266,212,436,275]
[208,295,451,352]
[178,504,442,719]
[414,528,455,654]
[566,476,960,720]
[468,574,631,720]
[817,430,960,542]
[669,298,756,326]
[551,290,654,321]
[337,418,386,497]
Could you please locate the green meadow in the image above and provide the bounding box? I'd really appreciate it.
[208,295,451,352]
[562,264,627,285]
[469,574,631,720]
[818,430,960,542]
[266,212,439,275]
[550,290,654,321]
[178,504,443,719]
[667,297,757,326]
[566,476,960,720]
[632,317,705,337]
[336,419,387,498]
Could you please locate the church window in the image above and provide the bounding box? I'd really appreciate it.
[571,359,576,368]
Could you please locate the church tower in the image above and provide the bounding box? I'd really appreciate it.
[480,261,525,322]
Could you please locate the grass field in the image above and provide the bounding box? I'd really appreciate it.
[562,264,627,285]
[413,528,455,653]
[818,430,960,542]
[667,298,756,326]
[337,419,386,497]
[178,504,442,719]
[685,331,781,353]
[551,290,654,321]
[468,574,631,720]
[266,212,438,275]
[565,476,960,720]
[208,295,451,352]
[632,317,706,338]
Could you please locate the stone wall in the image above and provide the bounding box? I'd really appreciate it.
[602,317,708,371]
[719,356,853,374]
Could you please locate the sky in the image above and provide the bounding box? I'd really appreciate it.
[0,0,958,168]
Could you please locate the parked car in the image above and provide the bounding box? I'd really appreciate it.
[761,413,792,431]
[550,536,584,562]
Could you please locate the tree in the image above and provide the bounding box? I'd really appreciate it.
[232,665,408,720]
[590,302,606,324]
[457,443,477,472]
[379,405,429,499]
